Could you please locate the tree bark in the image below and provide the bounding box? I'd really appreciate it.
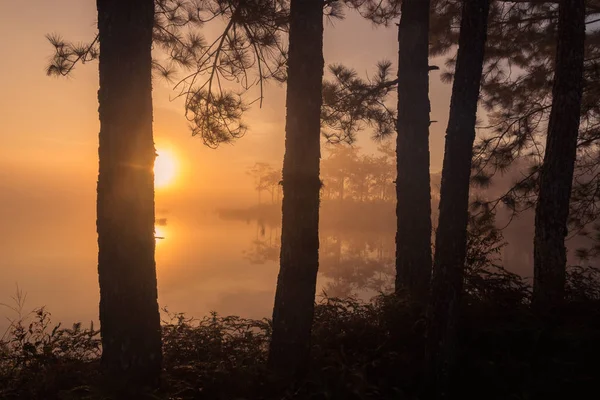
[395,0,432,298]
[96,0,162,386]
[532,0,585,311]
[268,0,324,380]
[425,0,490,396]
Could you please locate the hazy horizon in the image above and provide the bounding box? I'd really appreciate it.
[0,1,511,334]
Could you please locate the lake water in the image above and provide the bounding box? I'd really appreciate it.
[0,206,394,335]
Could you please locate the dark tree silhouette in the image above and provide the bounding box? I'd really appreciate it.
[434,1,600,250]
[532,0,586,311]
[95,0,161,385]
[268,0,324,380]
[323,1,435,298]
[425,0,491,395]
[47,2,288,382]
[395,0,432,298]
[322,0,600,270]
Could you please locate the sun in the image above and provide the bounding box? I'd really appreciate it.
[154,149,177,188]
[155,225,166,243]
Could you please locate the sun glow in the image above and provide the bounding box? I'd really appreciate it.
[154,149,177,188]
[155,225,166,243]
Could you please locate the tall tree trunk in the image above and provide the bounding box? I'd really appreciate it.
[268,0,324,380]
[395,0,432,298]
[533,0,585,311]
[425,0,490,396]
[96,0,162,386]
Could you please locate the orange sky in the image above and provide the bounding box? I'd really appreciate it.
[0,1,453,326]
[0,2,452,205]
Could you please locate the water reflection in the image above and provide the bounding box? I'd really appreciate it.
[0,203,393,333]
[319,231,394,299]
[240,218,395,300]
[242,221,279,265]
[2,195,543,336]
[0,210,279,333]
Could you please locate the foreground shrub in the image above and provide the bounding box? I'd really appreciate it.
[1,264,599,399]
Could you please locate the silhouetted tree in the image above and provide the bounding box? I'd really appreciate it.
[322,0,600,279]
[532,0,586,311]
[442,1,600,251]
[321,0,434,298]
[425,0,490,395]
[394,0,433,298]
[268,0,324,380]
[94,0,162,385]
[47,0,288,386]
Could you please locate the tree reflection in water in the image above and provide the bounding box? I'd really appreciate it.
[241,219,395,300]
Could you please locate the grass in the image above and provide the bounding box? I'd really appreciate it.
[1,265,599,399]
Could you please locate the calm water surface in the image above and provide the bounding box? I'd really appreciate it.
[0,207,393,334]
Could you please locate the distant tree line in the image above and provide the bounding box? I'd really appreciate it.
[247,143,397,205]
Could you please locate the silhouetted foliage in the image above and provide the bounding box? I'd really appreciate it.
[321,62,397,144]
[2,264,600,399]
[464,211,530,308]
[160,310,271,399]
[320,1,600,266]
[0,291,101,399]
[437,1,600,260]
[565,265,600,302]
[47,0,289,148]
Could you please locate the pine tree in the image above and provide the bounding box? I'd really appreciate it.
[322,1,600,271]
[425,0,491,395]
[395,0,433,298]
[268,0,325,380]
[322,0,435,299]
[532,0,586,311]
[446,2,600,252]
[95,0,161,385]
[47,0,288,385]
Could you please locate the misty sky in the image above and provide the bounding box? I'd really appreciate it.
[0,1,452,205]
[0,1,454,329]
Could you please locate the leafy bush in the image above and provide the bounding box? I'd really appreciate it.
[0,290,100,399]
[161,310,271,399]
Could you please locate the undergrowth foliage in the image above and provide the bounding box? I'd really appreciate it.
[1,212,597,398]
[0,291,100,399]
[161,310,271,399]
[2,254,600,399]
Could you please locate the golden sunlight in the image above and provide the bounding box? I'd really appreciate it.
[154,149,177,188]
[155,225,166,243]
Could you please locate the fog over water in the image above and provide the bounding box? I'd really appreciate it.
[1,0,584,334]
